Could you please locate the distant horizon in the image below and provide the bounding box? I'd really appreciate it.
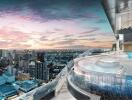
[0,47,111,51]
[0,0,115,49]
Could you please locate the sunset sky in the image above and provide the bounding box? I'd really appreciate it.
[0,0,115,49]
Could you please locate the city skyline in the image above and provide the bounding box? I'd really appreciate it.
[0,0,115,49]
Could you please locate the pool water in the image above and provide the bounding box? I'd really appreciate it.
[127,52,132,59]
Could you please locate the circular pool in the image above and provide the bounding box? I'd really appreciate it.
[67,52,132,100]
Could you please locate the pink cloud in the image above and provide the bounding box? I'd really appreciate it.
[0,13,115,49]
[0,27,29,42]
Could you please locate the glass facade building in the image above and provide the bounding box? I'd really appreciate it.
[103,0,132,51]
[103,0,132,31]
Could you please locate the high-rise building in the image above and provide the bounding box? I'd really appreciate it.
[37,52,45,62]
[28,61,36,78]
[27,52,49,81]
[35,61,49,81]
[2,50,9,57]
[103,0,132,51]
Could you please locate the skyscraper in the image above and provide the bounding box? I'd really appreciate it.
[35,61,49,81]
[28,61,36,78]
[35,52,49,81]
[103,0,132,51]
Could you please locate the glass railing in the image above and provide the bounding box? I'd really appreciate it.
[67,49,132,97]
[68,67,126,94]
[67,49,113,93]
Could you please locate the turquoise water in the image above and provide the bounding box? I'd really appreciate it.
[0,96,5,100]
[127,52,132,59]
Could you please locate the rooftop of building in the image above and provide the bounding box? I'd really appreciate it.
[0,84,18,97]
[74,52,132,76]
[14,80,39,93]
[0,70,41,99]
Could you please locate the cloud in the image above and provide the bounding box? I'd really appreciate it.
[10,43,31,49]
[55,40,76,45]
[79,27,100,34]
[0,0,115,49]
[63,35,73,38]
[0,27,30,42]
[0,41,10,47]
[40,36,49,41]
[0,0,101,21]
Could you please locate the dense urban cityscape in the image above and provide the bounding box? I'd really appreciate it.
[0,49,85,100]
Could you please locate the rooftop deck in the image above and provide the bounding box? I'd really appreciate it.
[0,84,18,98]
[51,82,75,100]
[67,51,132,100]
